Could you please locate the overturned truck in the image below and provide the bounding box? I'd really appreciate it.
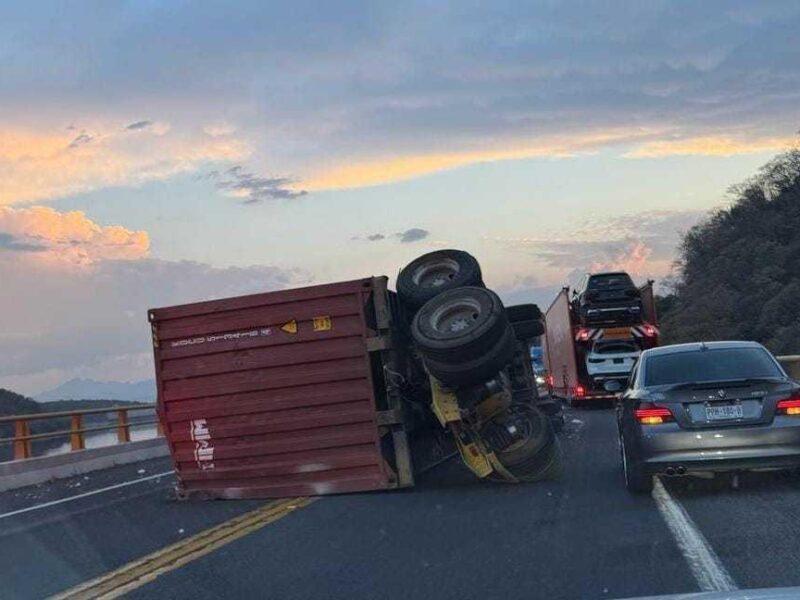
[148,250,561,499]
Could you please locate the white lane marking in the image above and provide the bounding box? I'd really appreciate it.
[0,471,174,521]
[652,478,737,592]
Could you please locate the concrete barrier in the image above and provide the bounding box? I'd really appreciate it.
[777,355,800,380]
[0,437,169,492]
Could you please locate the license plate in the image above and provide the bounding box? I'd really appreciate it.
[706,405,743,421]
[603,327,630,339]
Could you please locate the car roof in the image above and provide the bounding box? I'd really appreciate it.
[588,271,630,278]
[641,340,766,359]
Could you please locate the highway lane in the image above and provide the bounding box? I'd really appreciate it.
[8,406,800,599]
[128,407,697,600]
[0,457,270,599]
[663,466,800,590]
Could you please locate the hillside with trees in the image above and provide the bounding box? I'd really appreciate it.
[660,149,800,353]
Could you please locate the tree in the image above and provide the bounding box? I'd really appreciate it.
[662,149,800,354]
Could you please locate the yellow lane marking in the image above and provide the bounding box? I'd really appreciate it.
[51,496,317,600]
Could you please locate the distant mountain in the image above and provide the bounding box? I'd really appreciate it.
[35,378,156,402]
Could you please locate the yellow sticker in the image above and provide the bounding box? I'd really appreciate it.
[313,316,332,331]
[280,319,298,334]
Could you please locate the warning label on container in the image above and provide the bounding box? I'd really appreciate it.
[190,418,215,471]
[169,328,272,348]
[280,319,298,334]
[313,316,332,331]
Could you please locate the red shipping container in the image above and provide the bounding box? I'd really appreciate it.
[148,277,414,499]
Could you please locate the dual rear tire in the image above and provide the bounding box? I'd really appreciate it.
[410,287,516,388]
[397,249,484,312]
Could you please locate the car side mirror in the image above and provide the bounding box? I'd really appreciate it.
[603,380,623,393]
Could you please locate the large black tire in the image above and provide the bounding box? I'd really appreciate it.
[621,435,653,494]
[411,287,509,364]
[511,319,544,340]
[397,250,483,311]
[486,405,561,482]
[505,303,542,323]
[421,324,518,387]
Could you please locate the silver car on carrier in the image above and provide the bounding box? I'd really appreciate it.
[614,341,800,493]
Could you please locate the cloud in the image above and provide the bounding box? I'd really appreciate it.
[68,133,93,149]
[203,122,236,137]
[0,232,45,252]
[485,209,706,282]
[302,129,658,190]
[0,206,149,266]
[625,136,796,159]
[396,228,429,243]
[0,205,307,393]
[207,165,307,204]
[1,3,799,192]
[352,228,430,243]
[125,120,153,131]
[0,126,249,205]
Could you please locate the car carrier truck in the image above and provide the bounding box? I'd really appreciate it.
[542,280,659,405]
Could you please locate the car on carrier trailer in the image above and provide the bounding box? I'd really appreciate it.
[542,280,660,406]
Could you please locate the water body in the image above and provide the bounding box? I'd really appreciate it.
[42,423,159,457]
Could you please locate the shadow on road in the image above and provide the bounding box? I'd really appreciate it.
[663,468,800,498]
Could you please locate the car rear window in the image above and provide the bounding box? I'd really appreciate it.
[644,347,783,386]
[587,274,634,290]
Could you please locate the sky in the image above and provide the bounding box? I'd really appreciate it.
[1,1,799,395]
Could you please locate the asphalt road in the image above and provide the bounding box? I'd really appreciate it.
[5,405,800,599]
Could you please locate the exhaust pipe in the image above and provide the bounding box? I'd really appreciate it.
[676,466,687,476]
[665,466,676,476]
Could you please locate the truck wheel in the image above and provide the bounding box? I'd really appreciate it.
[621,436,653,494]
[488,405,561,482]
[397,250,483,311]
[510,319,544,340]
[411,286,509,364]
[421,324,517,388]
[505,303,542,323]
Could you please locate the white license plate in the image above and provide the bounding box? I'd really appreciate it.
[706,405,743,421]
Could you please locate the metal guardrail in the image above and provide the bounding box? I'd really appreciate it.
[0,405,162,460]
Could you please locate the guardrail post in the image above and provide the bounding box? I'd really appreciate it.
[70,414,85,451]
[14,419,31,460]
[117,409,131,443]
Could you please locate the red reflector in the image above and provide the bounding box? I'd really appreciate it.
[777,398,800,415]
[634,406,673,425]
[576,328,592,342]
[546,375,554,387]
[575,385,586,398]
[642,324,657,337]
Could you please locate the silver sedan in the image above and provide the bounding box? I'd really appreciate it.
[614,341,800,494]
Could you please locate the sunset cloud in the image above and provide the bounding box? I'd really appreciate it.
[0,125,250,205]
[0,205,307,393]
[625,136,796,159]
[0,206,149,265]
[303,128,661,190]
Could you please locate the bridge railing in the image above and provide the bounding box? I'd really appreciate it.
[0,405,162,461]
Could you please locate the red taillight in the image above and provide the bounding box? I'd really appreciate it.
[777,397,800,416]
[634,406,673,425]
[546,374,554,387]
[641,324,657,337]
[576,328,592,342]
[575,385,586,398]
